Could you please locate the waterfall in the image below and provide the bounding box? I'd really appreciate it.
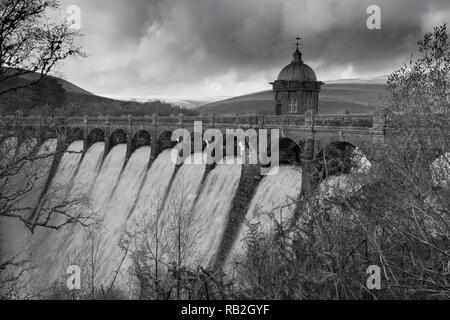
[93,146,151,288]
[125,152,207,283]
[229,166,303,260]
[15,139,58,220]
[38,140,85,214]
[128,149,177,229]
[91,144,127,215]
[28,140,85,287]
[70,142,105,199]
[3,135,310,296]
[36,142,106,286]
[189,158,242,267]
[0,138,38,261]
[158,152,207,266]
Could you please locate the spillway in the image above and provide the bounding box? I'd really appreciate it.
[229,166,303,260]
[128,152,207,281]
[37,142,106,287]
[93,146,151,288]
[14,139,58,221]
[70,142,105,199]
[189,158,242,267]
[91,144,127,215]
[38,140,85,214]
[28,140,85,287]
[0,138,38,262]
[2,135,310,298]
[128,149,177,229]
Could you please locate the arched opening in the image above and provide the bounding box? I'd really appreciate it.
[40,127,57,141]
[276,138,301,165]
[87,128,105,149]
[20,126,36,141]
[315,141,370,180]
[157,130,177,153]
[109,129,128,150]
[67,127,83,143]
[131,130,151,153]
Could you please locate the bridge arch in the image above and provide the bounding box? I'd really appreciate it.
[67,127,84,143]
[16,126,37,141]
[277,137,302,165]
[131,130,151,153]
[109,128,129,152]
[157,130,177,152]
[40,127,58,141]
[87,128,105,149]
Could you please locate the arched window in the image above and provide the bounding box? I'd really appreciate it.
[289,98,298,113]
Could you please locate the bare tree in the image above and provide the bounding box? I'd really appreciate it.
[0,0,84,96]
[0,126,98,299]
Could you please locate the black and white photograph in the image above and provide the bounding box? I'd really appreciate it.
[0,0,449,308]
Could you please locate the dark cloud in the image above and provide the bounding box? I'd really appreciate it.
[59,0,450,98]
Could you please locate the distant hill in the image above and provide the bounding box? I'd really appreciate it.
[196,79,389,115]
[0,71,198,117]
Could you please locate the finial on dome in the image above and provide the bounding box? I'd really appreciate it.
[292,36,303,63]
[295,37,302,51]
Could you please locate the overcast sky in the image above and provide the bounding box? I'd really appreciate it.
[55,0,450,100]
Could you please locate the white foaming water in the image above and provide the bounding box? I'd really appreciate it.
[129,149,177,228]
[15,139,58,220]
[38,140,85,213]
[229,166,302,259]
[28,141,85,287]
[94,146,151,288]
[141,152,207,274]
[0,138,38,262]
[189,158,242,267]
[0,139,57,295]
[40,142,106,285]
[91,144,127,215]
[70,142,105,198]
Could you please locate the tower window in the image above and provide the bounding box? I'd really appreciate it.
[289,98,298,113]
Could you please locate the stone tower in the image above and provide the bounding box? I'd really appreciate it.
[271,38,323,115]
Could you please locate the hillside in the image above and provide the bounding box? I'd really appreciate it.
[196,80,389,115]
[0,71,198,117]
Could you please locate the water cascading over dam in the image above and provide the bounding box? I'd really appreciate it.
[1,137,312,295]
[227,166,303,263]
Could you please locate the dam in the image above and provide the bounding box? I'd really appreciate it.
[0,112,388,294]
[1,111,446,297]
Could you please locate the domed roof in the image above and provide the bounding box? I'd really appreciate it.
[277,49,317,82]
